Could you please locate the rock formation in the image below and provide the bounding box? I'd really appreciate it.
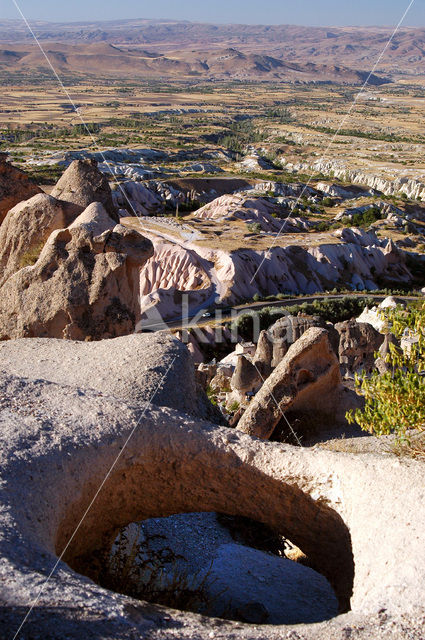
[335,320,384,377]
[138,225,413,321]
[0,366,424,639]
[375,332,402,375]
[0,152,41,223]
[0,203,153,340]
[51,158,118,221]
[210,368,232,393]
[0,192,81,286]
[252,329,274,378]
[284,155,425,202]
[195,194,283,232]
[267,315,330,368]
[237,328,342,439]
[230,354,262,395]
[0,332,219,422]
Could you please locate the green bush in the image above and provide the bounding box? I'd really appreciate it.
[246,222,262,233]
[347,303,425,444]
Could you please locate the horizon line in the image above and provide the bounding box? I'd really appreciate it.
[0,17,422,29]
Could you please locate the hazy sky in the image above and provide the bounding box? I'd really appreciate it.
[3,0,425,27]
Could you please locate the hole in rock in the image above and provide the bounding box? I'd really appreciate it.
[56,454,354,624]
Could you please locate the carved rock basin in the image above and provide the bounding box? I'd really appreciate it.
[0,372,424,639]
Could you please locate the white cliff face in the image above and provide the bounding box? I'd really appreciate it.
[316,182,372,199]
[282,157,425,201]
[195,194,282,231]
[137,226,412,321]
[195,194,312,233]
[112,181,164,215]
[139,237,215,321]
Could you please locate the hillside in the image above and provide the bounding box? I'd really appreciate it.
[0,41,389,83]
[0,19,424,81]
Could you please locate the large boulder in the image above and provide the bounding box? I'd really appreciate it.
[237,328,342,440]
[107,512,338,625]
[0,192,81,287]
[0,332,215,421]
[0,204,153,340]
[51,159,118,222]
[335,320,385,377]
[0,152,41,224]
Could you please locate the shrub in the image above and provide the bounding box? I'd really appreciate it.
[347,303,425,445]
[19,242,45,267]
[246,222,262,233]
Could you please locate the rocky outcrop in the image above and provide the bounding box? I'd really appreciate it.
[316,181,372,200]
[0,192,81,286]
[267,315,330,368]
[210,368,232,393]
[0,152,41,223]
[0,332,217,422]
[138,228,413,320]
[375,332,402,375]
[112,180,163,216]
[0,368,424,639]
[196,362,217,387]
[230,355,262,395]
[237,328,342,439]
[283,156,425,202]
[0,204,153,340]
[252,329,274,378]
[335,320,384,377]
[51,159,118,221]
[194,193,306,233]
[236,149,275,173]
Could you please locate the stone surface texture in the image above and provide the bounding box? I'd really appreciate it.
[51,158,118,221]
[237,328,342,439]
[0,332,217,421]
[0,366,423,639]
[0,203,153,340]
[0,152,41,223]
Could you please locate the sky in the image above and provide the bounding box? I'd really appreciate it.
[2,0,425,27]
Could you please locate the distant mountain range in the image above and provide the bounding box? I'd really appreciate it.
[0,19,423,82]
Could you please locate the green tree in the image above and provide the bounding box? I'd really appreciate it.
[347,303,425,443]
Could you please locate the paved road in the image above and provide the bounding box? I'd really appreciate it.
[139,293,420,333]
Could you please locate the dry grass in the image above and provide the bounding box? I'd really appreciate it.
[19,242,44,267]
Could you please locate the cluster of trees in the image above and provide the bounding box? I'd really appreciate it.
[231,296,374,341]
[218,120,266,153]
